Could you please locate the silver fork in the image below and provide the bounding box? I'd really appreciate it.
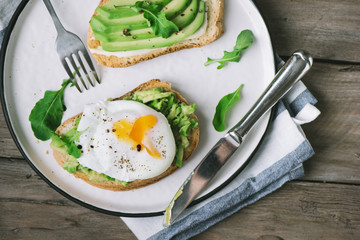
[42,0,100,92]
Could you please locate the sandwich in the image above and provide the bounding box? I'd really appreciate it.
[88,0,224,67]
[50,79,199,191]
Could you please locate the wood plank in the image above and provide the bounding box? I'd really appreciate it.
[194,181,360,240]
[255,0,360,62]
[301,62,360,183]
[0,157,136,240]
[0,110,22,159]
[0,202,136,240]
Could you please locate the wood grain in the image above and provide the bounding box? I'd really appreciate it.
[0,157,136,240]
[194,181,360,240]
[0,110,22,159]
[301,62,360,184]
[255,0,360,62]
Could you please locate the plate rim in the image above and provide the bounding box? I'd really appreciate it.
[0,0,276,217]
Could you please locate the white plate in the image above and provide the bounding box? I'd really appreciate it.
[1,0,274,216]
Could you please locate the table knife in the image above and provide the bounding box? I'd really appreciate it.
[163,50,313,226]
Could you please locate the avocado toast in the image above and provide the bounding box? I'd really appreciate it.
[51,79,199,191]
[88,0,224,67]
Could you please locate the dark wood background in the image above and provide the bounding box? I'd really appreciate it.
[1,0,359,239]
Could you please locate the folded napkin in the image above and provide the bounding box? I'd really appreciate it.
[122,81,320,240]
[1,2,320,239]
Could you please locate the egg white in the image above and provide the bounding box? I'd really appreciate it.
[76,100,176,182]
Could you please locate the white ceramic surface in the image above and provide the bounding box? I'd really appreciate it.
[2,0,274,215]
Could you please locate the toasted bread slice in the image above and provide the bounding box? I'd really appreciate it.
[52,79,199,191]
[88,0,224,68]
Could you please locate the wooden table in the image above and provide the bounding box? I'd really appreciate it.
[1,0,359,239]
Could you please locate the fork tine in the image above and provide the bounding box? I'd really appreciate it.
[61,58,82,92]
[68,56,88,90]
[80,50,100,84]
[75,52,95,87]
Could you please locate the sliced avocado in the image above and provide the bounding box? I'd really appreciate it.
[91,0,191,33]
[172,0,199,28]
[95,6,139,19]
[90,14,148,33]
[93,0,198,43]
[100,1,205,51]
[93,27,156,42]
[102,0,169,9]
[101,0,187,18]
[165,0,192,19]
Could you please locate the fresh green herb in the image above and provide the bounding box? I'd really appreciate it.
[29,79,72,141]
[213,84,244,132]
[131,1,179,38]
[205,30,254,69]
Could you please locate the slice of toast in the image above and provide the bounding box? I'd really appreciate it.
[52,79,199,191]
[88,0,224,67]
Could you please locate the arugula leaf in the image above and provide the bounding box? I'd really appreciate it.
[205,30,254,69]
[29,79,72,141]
[212,84,244,132]
[131,1,179,38]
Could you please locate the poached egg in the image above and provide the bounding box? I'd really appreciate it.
[76,100,176,182]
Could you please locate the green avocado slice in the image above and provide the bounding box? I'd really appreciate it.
[92,0,199,42]
[101,0,170,9]
[95,6,139,20]
[98,0,189,19]
[91,0,190,32]
[100,0,205,51]
[165,0,192,19]
[90,14,148,33]
[95,0,171,19]
[172,0,199,28]
[93,27,156,42]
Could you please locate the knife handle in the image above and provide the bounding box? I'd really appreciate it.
[229,50,313,142]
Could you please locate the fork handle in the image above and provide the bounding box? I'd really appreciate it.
[42,0,66,34]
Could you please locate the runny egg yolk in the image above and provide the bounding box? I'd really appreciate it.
[112,115,161,158]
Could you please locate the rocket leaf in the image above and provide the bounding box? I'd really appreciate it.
[29,79,72,141]
[205,30,254,69]
[212,84,244,132]
[131,1,179,38]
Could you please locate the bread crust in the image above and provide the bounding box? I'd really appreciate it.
[88,0,224,68]
[53,79,199,191]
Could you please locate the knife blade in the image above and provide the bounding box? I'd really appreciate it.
[163,50,313,226]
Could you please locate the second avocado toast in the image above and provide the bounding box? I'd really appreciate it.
[88,0,224,67]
